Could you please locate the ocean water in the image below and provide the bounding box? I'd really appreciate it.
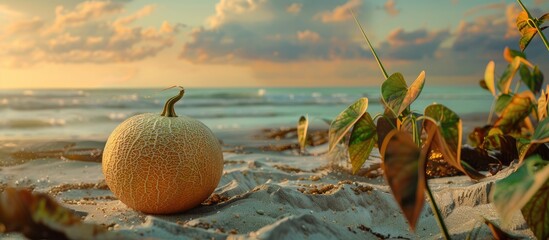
[0,86,492,141]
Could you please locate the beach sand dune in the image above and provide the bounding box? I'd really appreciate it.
[0,135,534,239]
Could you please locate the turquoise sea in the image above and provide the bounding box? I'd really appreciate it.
[0,86,492,141]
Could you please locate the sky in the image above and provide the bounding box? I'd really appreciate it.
[0,0,548,89]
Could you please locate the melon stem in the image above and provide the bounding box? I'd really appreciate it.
[161,88,185,117]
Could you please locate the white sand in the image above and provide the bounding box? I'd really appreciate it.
[0,137,535,239]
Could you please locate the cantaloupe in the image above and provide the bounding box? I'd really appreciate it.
[102,87,223,214]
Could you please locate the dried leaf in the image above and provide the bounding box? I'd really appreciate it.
[399,71,426,114]
[503,47,526,63]
[484,61,496,96]
[328,98,368,152]
[297,115,308,152]
[538,86,549,120]
[0,188,109,240]
[516,11,539,51]
[494,93,532,133]
[498,57,521,94]
[380,130,429,230]
[495,94,513,116]
[376,116,397,152]
[484,218,522,240]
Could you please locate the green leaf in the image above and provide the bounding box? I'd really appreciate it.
[328,98,368,152]
[297,115,308,152]
[521,176,549,240]
[380,130,427,230]
[498,57,521,94]
[381,73,408,117]
[348,113,377,174]
[520,117,549,162]
[495,94,513,115]
[424,104,485,180]
[503,47,526,63]
[484,61,496,96]
[399,71,426,114]
[531,66,544,94]
[520,65,543,95]
[492,156,549,225]
[532,117,549,143]
[494,93,532,133]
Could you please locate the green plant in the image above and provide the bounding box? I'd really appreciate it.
[295,2,549,238]
[479,2,549,239]
[515,0,549,51]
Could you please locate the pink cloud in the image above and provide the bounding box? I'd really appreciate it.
[297,30,320,43]
[384,0,399,16]
[315,0,362,23]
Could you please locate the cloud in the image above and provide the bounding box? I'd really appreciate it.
[452,4,520,57]
[180,0,374,63]
[0,1,184,67]
[286,3,302,14]
[0,4,22,18]
[384,0,399,16]
[379,28,449,60]
[297,30,320,43]
[463,3,505,17]
[315,0,362,23]
[47,1,124,34]
[207,0,267,29]
[5,17,44,34]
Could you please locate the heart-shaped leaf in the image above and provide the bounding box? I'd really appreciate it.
[297,115,308,152]
[399,71,426,114]
[516,11,540,51]
[520,65,544,95]
[494,93,533,133]
[348,113,377,174]
[498,57,521,94]
[495,94,513,116]
[380,130,429,230]
[519,117,549,162]
[328,98,368,152]
[424,104,485,180]
[492,156,549,226]
[522,174,549,240]
[381,73,408,117]
[503,47,526,63]
[376,116,397,151]
[484,61,496,97]
[532,117,549,143]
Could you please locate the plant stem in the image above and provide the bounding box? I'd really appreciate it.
[513,79,522,93]
[161,87,185,117]
[487,98,496,124]
[516,0,549,51]
[351,11,389,80]
[425,180,452,240]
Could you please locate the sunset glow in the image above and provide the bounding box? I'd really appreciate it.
[0,0,548,89]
